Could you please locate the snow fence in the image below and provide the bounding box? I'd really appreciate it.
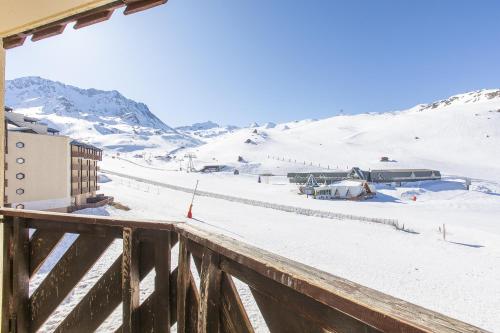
[101,169,401,230]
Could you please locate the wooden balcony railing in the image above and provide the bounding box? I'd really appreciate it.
[0,208,488,333]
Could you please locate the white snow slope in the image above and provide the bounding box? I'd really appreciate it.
[176,89,500,181]
[5,76,201,152]
[97,88,500,331]
[13,80,500,331]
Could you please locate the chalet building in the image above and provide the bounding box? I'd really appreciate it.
[4,107,103,211]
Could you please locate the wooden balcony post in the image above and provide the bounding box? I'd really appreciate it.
[176,236,190,333]
[122,227,140,333]
[154,231,171,332]
[0,39,6,333]
[1,216,11,333]
[11,217,29,333]
[198,248,221,333]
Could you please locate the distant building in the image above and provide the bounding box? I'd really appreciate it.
[288,168,441,185]
[70,140,102,206]
[368,169,441,183]
[199,165,225,173]
[314,180,376,200]
[4,107,104,211]
[288,171,351,185]
[288,167,369,185]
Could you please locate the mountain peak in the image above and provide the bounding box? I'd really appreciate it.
[6,76,172,132]
[5,76,200,152]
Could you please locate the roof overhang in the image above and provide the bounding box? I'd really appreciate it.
[0,0,167,49]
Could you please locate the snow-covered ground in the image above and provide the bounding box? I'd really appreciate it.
[94,153,500,331]
[14,80,500,331]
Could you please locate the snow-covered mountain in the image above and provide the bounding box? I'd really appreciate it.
[175,121,239,140]
[178,89,500,180]
[5,76,200,152]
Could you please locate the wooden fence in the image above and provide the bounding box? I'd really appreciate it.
[0,208,488,333]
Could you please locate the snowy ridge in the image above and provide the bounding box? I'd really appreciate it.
[6,76,201,152]
[177,89,500,180]
[175,121,239,140]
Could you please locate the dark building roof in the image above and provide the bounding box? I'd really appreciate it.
[369,169,441,182]
[70,140,102,151]
[288,168,441,184]
[4,106,13,112]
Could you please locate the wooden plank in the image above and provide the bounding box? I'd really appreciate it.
[222,257,379,333]
[29,234,114,332]
[28,219,121,238]
[220,273,254,333]
[176,236,190,333]
[190,238,254,333]
[12,217,29,333]
[176,224,488,333]
[1,219,13,333]
[0,208,177,233]
[29,230,65,277]
[197,248,221,333]
[54,256,122,333]
[54,241,155,333]
[114,265,200,333]
[122,228,140,333]
[154,231,171,332]
[250,288,325,333]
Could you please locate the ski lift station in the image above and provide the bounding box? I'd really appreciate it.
[289,167,441,185]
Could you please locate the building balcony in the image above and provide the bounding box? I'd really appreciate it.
[0,208,486,333]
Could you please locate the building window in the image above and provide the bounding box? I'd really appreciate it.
[16,142,25,148]
[16,157,25,164]
[16,173,25,180]
[15,204,24,209]
[16,188,24,195]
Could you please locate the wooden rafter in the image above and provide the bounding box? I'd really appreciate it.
[1,0,167,49]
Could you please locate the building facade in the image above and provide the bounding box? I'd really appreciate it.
[5,131,72,211]
[4,108,103,211]
[70,141,102,206]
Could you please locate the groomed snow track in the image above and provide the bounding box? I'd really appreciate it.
[101,169,402,230]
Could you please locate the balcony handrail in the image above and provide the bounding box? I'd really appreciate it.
[0,208,489,333]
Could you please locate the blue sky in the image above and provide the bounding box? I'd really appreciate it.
[6,0,500,127]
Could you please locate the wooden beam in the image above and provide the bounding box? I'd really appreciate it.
[54,255,123,333]
[154,231,171,332]
[122,228,140,333]
[31,24,66,42]
[222,257,380,333]
[27,219,122,238]
[28,230,65,278]
[220,272,254,333]
[0,208,177,233]
[54,241,156,332]
[29,235,114,332]
[73,9,114,29]
[251,288,326,333]
[124,0,167,15]
[0,40,6,333]
[12,217,29,333]
[0,218,12,333]
[194,248,245,333]
[176,236,190,333]
[197,248,221,333]
[176,224,487,333]
[114,265,201,333]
